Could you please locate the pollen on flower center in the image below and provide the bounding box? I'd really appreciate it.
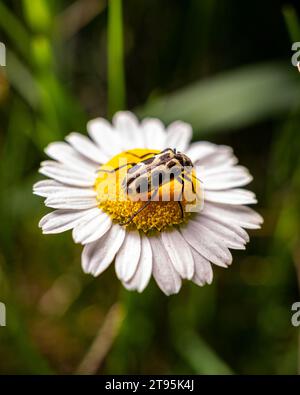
[94,149,200,233]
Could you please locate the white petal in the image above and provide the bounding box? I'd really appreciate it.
[39,208,98,234]
[115,230,141,282]
[39,161,96,187]
[161,230,194,279]
[150,236,182,295]
[82,224,125,276]
[87,118,123,157]
[194,214,249,250]
[45,141,98,172]
[45,196,97,210]
[141,118,166,150]
[187,142,217,162]
[72,210,112,244]
[33,180,62,198]
[181,220,232,267]
[203,166,253,190]
[187,142,235,164]
[123,235,153,292]
[203,162,240,176]
[203,201,263,229]
[165,121,192,152]
[205,189,257,205]
[65,132,108,164]
[113,111,144,149]
[33,180,96,199]
[200,150,237,169]
[191,248,213,286]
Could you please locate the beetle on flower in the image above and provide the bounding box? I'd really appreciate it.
[33,111,263,295]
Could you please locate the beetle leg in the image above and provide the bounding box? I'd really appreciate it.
[178,201,184,219]
[192,173,203,183]
[180,173,195,194]
[124,148,173,159]
[96,162,137,173]
[176,171,185,220]
[120,188,159,226]
[124,151,157,159]
[179,173,203,202]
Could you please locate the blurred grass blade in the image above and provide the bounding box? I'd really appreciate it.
[108,0,125,117]
[175,330,234,375]
[0,2,31,59]
[0,266,53,374]
[138,62,300,136]
[22,0,52,33]
[6,51,40,108]
[56,0,106,40]
[76,303,125,374]
[282,5,300,42]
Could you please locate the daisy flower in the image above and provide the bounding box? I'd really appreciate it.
[33,111,263,295]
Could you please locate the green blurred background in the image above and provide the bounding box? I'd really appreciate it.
[0,0,300,375]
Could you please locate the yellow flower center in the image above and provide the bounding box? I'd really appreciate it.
[94,149,201,233]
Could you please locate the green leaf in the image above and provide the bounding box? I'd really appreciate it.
[175,330,234,375]
[138,62,300,136]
